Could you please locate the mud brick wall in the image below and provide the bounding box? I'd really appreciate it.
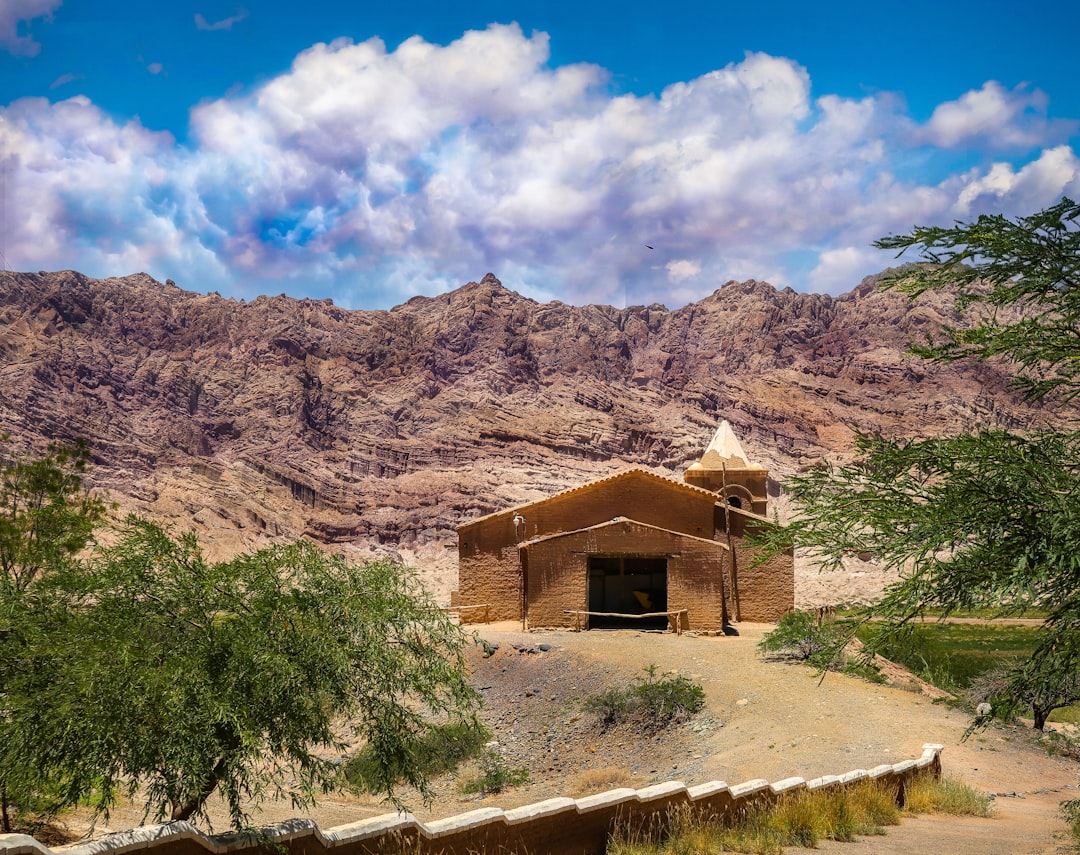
[719,506,794,622]
[731,539,795,622]
[458,472,718,622]
[523,520,728,630]
[1,747,944,855]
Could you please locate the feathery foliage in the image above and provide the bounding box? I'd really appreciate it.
[0,450,478,833]
[754,199,1080,729]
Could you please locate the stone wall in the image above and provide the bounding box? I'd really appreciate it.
[0,746,943,855]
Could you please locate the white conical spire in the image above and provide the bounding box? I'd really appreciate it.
[703,420,750,465]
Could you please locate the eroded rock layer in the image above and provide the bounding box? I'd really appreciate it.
[0,269,1051,593]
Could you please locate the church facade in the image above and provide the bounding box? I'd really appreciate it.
[454,422,794,631]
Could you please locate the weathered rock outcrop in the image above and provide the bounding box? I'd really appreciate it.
[0,269,1052,590]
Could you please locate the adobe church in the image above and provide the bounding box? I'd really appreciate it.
[455,422,794,631]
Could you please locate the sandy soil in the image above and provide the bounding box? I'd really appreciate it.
[64,561,1079,853]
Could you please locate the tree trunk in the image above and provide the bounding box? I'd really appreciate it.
[1033,706,1048,731]
[2,784,11,833]
[169,728,243,822]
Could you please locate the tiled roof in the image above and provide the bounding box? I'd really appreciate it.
[459,468,721,529]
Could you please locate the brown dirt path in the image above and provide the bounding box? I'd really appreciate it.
[75,622,1079,853]
[788,792,1074,855]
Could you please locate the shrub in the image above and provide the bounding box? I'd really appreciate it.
[458,750,529,795]
[345,719,491,794]
[633,664,706,725]
[584,686,633,729]
[1061,799,1080,850]
[758,610,850,670]
[584,666,704,732]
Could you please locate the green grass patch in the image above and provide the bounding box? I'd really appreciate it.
[344,719,491,793]
[917,606,1049,620]
[856,622,1040,692]
[1049,706,1080,724]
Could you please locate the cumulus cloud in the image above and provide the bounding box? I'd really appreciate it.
[921,81,1075,149]
[666,260,701,283]
[194,10,248,31]
[808,247,883,294]
[0,0,61,56]
[3,24,1078,306]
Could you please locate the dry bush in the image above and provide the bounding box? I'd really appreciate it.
[566,766,642,797]
[904,774,994,817]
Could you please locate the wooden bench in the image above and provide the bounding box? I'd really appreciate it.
[441,603,491,623]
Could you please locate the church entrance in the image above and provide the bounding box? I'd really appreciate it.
[586,556,668,629]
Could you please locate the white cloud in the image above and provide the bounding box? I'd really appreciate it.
[921,81,1073,149]
[0,0,61,56]
[194,10,248,32]
[666,260,701,283]
[808,247,883,295]
[954,146,1080,214]
[49,72,80,89]
[4,25,1079,308]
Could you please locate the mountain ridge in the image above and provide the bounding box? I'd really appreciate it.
[0,268,1052,590]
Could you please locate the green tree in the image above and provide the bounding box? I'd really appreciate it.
[2,511,479,831]
[0,441,106,833]
[754,199,1080,726]
[0,439,105,597]
[968,663,1080,731]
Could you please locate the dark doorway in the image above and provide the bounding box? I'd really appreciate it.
[587,556,668,629]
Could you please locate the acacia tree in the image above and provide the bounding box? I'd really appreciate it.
[0,441,107,833]
[968,664,1080,731]
[3,502,478,830]
[0,439,105,598]
[754,199,1080,726]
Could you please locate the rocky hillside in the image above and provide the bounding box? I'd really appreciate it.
[0,269,1051,593]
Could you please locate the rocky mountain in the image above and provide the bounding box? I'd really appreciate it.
[0,269,1053,597]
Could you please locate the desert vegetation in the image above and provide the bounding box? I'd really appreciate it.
[754,198,1080,739]
[608,773,991,855]
[584,665,706,732]
[0,442,478,834]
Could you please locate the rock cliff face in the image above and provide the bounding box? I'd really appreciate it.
[0,269,1050,593]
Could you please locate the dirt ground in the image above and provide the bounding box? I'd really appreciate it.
[68,561,1080,853]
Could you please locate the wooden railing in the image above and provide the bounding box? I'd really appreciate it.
[563,609,689,634]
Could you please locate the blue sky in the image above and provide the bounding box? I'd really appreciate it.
[2,0,1078,309]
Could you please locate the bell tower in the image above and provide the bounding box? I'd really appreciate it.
[683,421,769,516]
